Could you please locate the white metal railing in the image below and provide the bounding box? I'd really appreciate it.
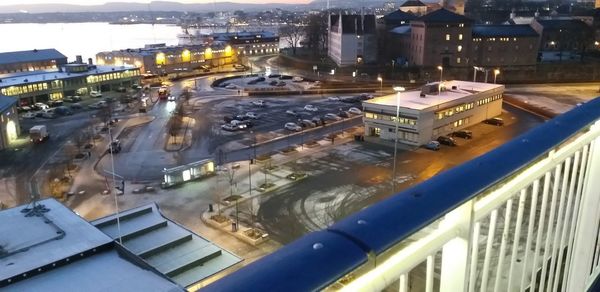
[335,120,600,292]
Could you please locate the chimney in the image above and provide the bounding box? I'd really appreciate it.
[76,55,83,64]
[88,58,93,65]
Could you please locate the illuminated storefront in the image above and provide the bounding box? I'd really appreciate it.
[0,96,20,150]
[162,159,216,188]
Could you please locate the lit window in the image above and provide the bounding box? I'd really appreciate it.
[446,34,450,41]
[457,45,462,52]
[459,34,463,40]
[457,57,461,64]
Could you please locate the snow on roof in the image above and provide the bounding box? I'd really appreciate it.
[3,249,183,292]
[0,199,113,281]
[364,80,504,111]
[92,203,241,288]
[0,49,66,65]
[0,65,137,88]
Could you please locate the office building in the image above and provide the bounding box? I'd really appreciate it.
[0,96,19,150]
[328,14,378,67]
[96,43,236,75]
[0,63,140,106]
[212,31,280,56]
[362,80,504,146]
[0,49,67,74]
[472,25,540,67]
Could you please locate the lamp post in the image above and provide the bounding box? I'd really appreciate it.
[392,86,406,193]
[473,66,479,82]
[493,69,500,84]
[377,75,383,93]
[437,66,443,94]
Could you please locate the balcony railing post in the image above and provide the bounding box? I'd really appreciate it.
[440,201,473,292]
[566,123,600,291]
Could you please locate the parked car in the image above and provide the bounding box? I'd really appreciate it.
[233,64,245,70]
[116,87,127,93]
[328,96,341,101]
[269,80,279,86]
[132,84,142,90]
[54,106,73,116]
[286,110,299,116]
[300,119,316,128]
[18,106,32,112]
[22,112,36,119]
[341,97,360,104]
[251,100,266,107]
[338,111,351,118]
[90,91,102,98]
[279,75,293,80]
[358,93,374,100]
[225,84,237,90]
[233,114,251,121]
[268,73,281,78]
[219,82,230,88]
[424,141,441,151]
[245,112,259,119]
[40,112,56,119]
[292,76,304,82]
[107,140,122,153]
[47,100,63,107]
[63,96,74,103]
[311,117,324,126]
[348,107,362,115]
[256,77,266,82]
[451,130,473,139]
[221,124,238,131]
[284,122,302,132]
[304,105,318,112]
[484,117,504,126]
[70,103,83,110]
[34,102,49,110]
[437,136,457,146]
[324,113,342,121]
[276,81,286,87]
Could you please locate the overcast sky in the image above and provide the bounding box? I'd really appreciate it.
[0,0,310,5]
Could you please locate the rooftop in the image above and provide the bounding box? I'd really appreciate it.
[363,81,504,110]
[0,65,138,88]
[473,24,539,37]
[400,0,426,7]
[384,10,418,24]
[389,25,412,35]
[99,43,228,56]
[0,199,113,282]
[0,49,67,66]
[212,31,278,41]
[92,203,241,287]
[0,95,17,112]
[416,8,473,23]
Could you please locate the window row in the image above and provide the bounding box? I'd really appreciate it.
[365,112,417,126]
[1,82,52,96]
[435,102,475,120]
[477,94,503,106]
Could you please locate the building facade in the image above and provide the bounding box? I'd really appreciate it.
[472,25,540,67]
[407,8,474,67]
[96,43,236,75]
[531,18,593,52]
[362,80,504,146]
[0,96,19,150]
[212,31,279,56]
[0,64,141,106]
[328,14,378,67]
[0,49,67,74]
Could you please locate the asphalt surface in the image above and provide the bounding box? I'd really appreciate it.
[256,103,547,244]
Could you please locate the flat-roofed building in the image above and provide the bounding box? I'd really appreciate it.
[97,43,236,75]
[0,64,141,106]
[0,198,184,291]
[212,31,280,56]
[0,95,19,150]
[362,80,504,146]
[0,49,67,74]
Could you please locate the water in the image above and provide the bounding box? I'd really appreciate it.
[0,22,181,61]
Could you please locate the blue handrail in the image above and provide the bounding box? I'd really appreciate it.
[206,98,600,291]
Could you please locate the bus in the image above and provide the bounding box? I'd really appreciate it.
[158,86,169,100]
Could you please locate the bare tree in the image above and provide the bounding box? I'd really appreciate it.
[226,167,237,199]
[280,24,304,55]
[304,13,328,57]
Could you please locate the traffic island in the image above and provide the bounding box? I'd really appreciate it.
[202,211,269,246]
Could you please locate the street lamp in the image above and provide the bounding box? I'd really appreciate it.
[392,86,406,193]
[437,66,443,94]
[377,75,383,93]
[493,69,500,84]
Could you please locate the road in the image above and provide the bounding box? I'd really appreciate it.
[256,103,546,244]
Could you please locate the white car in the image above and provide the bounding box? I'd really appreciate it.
[284,122,302,132]
[221,124,237,131]
[328,96,341,101]
[245,112,259,119]
[348,107,362,115]
[286,110,299,116]
[252,100,265,107]
[292,76,304,82]
[34,102,49,110]
[324,113,342,121]
[225,84,237,89]
[90,91,102,98]
[304,105,318,112]
[22,112,36,119]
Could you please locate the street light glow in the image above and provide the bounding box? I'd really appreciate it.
[437,66,443,71]
[393,86,406,92]
[377,76,383,82]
